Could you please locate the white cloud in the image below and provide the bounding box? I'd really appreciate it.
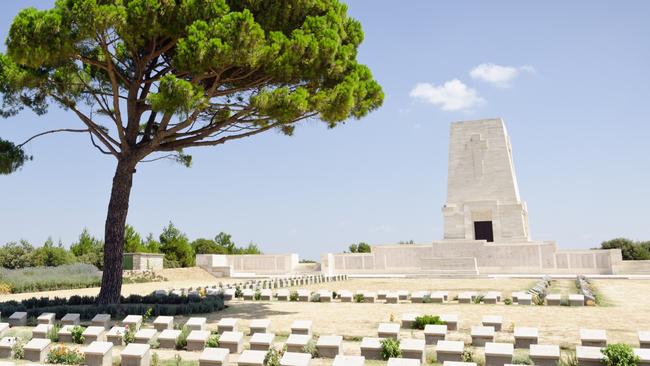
[469,63,535,88]
[409,79,484,112]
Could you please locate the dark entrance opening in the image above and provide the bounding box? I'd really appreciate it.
[474,221,494,242]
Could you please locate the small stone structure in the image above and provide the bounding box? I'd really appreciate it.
[576,346,605,366]
[580,329,607,347]
[471,326,495,346]
[360,337,382,360]
[249,319,271,335]
[333,355,365,366]
[106,326,125,346]
[158,329,181,349]
[316,335,342,358]
[62,313,81,326]
[219,331,244,353]
[424,324,447,345]
[249,333,274,351]
[8,312,26,327]
[186,330,210,351]
[24,338,51,362]
[400,338,425,362]
[291,320,312,336]
[120,343,150,366]
[514,327,538,348]
[123,253,164,271]
[153,316,174,331]
[286,334,311,353]
[378,323,400,339]
[484,342,513,366]
[435,341,464,363]
[199,348,229,366]
[529,344,560,366]
[84,341,113,366]
[280,352,312,366]
[238,350,267,366]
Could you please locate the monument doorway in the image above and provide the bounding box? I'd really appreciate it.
[474,221,494,242]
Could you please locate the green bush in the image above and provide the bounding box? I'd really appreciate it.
[0,293,225,320]
[12,338,25,360]
[601,344,640,366]
[504,298,513,305]
[264,348,281,366]
[380,338,401,360]
[512,354,534,365]
[473,295,484,304]
[302,339,318,358]
[71,326,85,344]
[310,293,321,302]
[354,294,364,303]
[413,315,444,330]
[206,333,220,348]
[123,325,136,345]
[48,323,62,342]
[254,290,262,301]
[47,345,85,365]
[462,349,475,363]
[176,326,191,350]
[289,291,299,302]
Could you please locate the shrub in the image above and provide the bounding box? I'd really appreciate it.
[504,298,513,305]
[601,344,640,366]
[0,282,12,294]
[151,352,160,366]
[254,290,262,301]
[0,293,225,320]
[413,315,444,330]
[235,287,243,298]
[380,338,401,360]
[534,295,546,306]
[123,324,136,345]
[512,354,534,365]
[48,323,62,342]
[12,338,25,360]
[310,293,321,302]
[422,294,432,303]
[176,326,191,350]
[558,351,579,366]
[354,294,364,303]
[289,291,299,302]
[302,339,318,358]
[47,345,85,365]
[206,334,220,348]
[264,348,281,366]
[473,295,484,304]
[462,349,475,363]
[0,264,101,293]
[71,326,85,344]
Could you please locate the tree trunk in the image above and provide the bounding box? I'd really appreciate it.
[97,158,137,305]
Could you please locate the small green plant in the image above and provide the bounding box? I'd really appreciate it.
[422,294,432,303]
[558,351,579,366]
[12,338,25,360]
[47,345,85,365]
[302,339,318,358]
[151,352,160,366]
[206,333,220,348]
[332,291,338,299]
[289,291,299,302]
[413,315,444,330]
[123,324,136,345]
[175,326,191,350]
[473,295,485,304]
[354,293,364,303]
[380,338,401,360]
[504,298,513,305]
[601,344,639,366]
[235,286,243,298]
[148,339,160,349]
[142,308,153,323]
[254,290,262,301]
[71,325,85,344]
[264,348,281,366]
[533,295,546,306]
[512,354,534,365]
[462,349,475,363]
[48,323,62,342]
[310,293,321,302]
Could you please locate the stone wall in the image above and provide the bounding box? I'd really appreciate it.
[196,253,299,276]
[322,242,623,275]
[612,260,650,274]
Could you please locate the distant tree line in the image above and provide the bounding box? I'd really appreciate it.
[599,238,650,260]
[0,222,261,270]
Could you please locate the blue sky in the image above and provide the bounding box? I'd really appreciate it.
[1,1,649,260]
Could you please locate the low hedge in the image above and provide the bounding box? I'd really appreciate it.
[0,293,225,320]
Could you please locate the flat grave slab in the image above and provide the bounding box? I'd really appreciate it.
[24,338,51,363]
[360,337,382,360]
[92,314,111,330]
[0,337,17,359]
[387,358,420,366]
[333,355,365,366]
[153,316,174,331]
[291,320,312,336]
[400,338,425,363]
[482,315,503,331]
[576,346,605,366]
[471,326,495,346]
[217,318,239,334]
[8,312,26,327]
[378,323,400,339]
[546,294,561,306]
[286,334,311,353]
[529,344,561,366]
[249,332,275,351]
[83,326,106,344]
[106,326,125,346]
[199,347,229,366]
[514,327,538,348]
[569,294,585,307]
[157,329,181,349]
[316,335,342,358]
[186,317,207,331]
[122,315,143,331]
[120,343,150,366]
[219,331,244,354]
[238,350,266,366]
[32,324,53,339]
[249,319,271,335]
[61,313,81,326]
[484,342,513,366]
[401,313,420,329]
[424,324,447,345]
[134,329,157,344]
[280,352,312,366]
[83,341,113,366]
[37,313,55,325]
[436,340,464,363]
[580,329,607,347]
[640,331,650,349]
[186,330,211,351]
[440,314,458,331]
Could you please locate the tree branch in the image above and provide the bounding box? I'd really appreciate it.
[18,128,90,147]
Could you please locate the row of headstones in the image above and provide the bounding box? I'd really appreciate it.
[153,274,349,297]
[224,289,589,306]
[526,276,552,300]
[2,312,650,366]
[576,275,597,304]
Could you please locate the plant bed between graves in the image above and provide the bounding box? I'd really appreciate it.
[0,293,225,320]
